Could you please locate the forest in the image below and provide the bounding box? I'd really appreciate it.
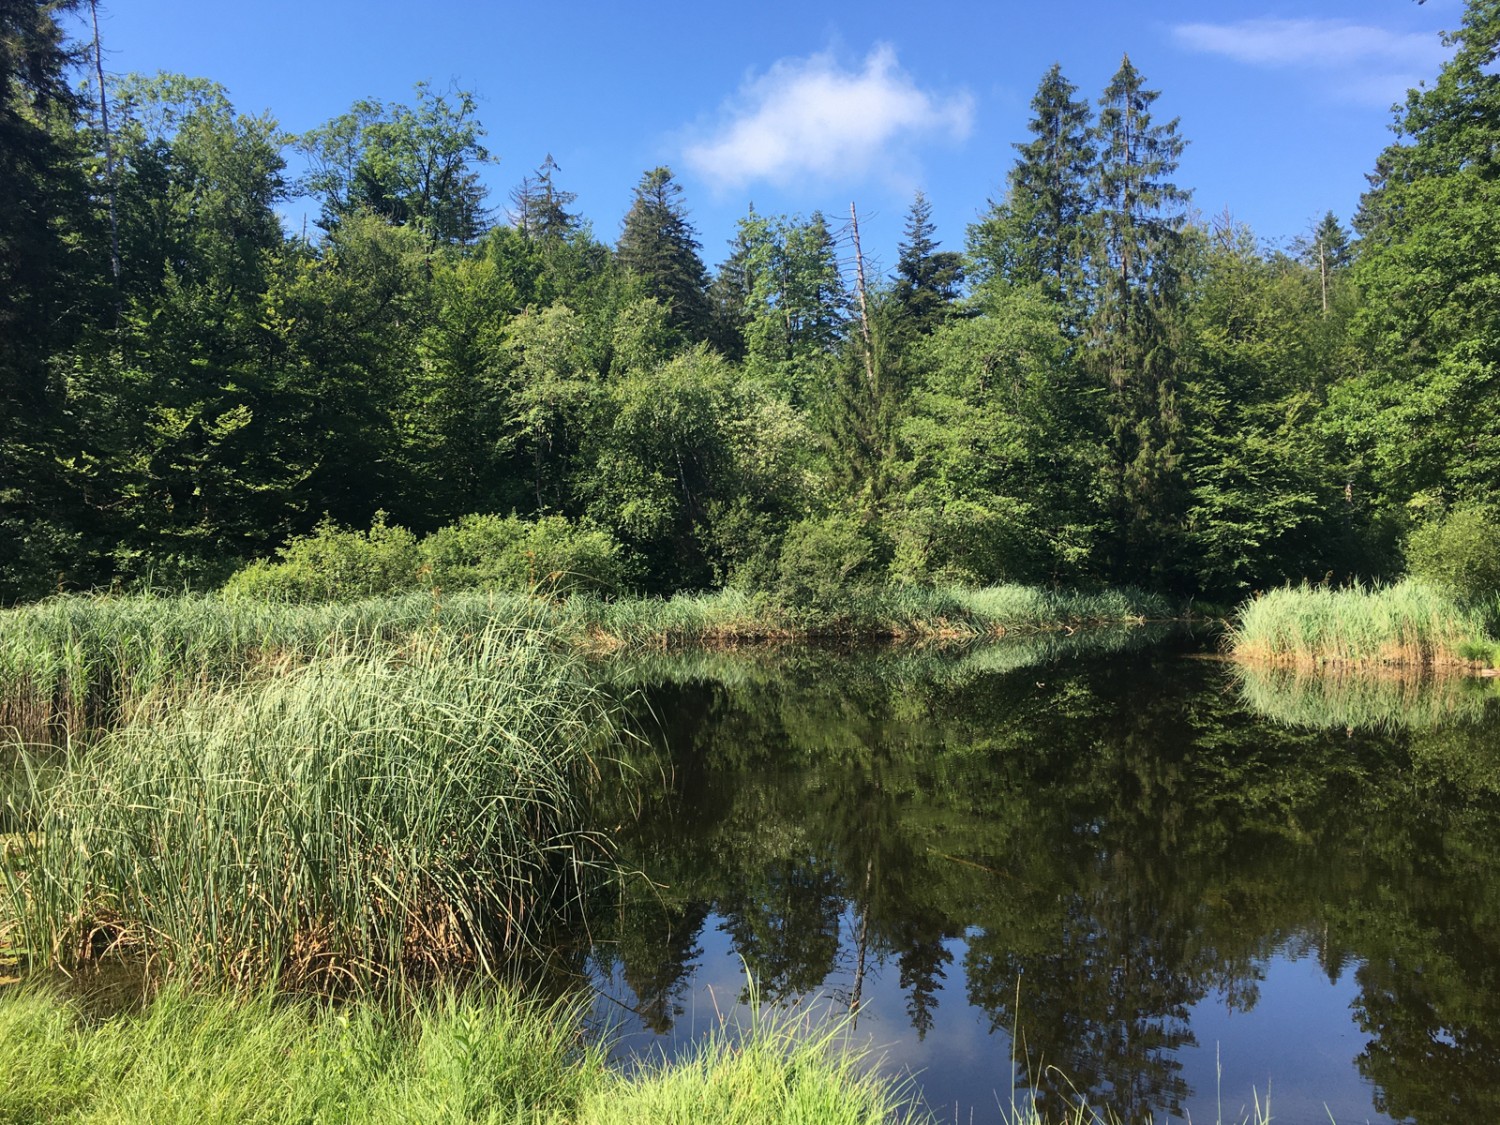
[3,0,1498,608]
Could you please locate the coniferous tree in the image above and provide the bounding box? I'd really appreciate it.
[616,166,711,344]
[969,63,1094,317]
[706,212,758,361]
[1089,55,1191,583]
[509,153,578,245]
[0,0,99,599]
[892,191,963,336]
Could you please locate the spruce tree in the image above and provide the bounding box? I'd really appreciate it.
[892,191,963,336]
[969,63,1094,316]
[707,212,757,361]
[616,166,711,344]
[1089,55,1191,583]
[509,153,578,244]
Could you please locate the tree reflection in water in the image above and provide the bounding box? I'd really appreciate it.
[583,634,1500,1123]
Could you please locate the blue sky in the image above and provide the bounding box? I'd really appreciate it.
[81,0,1461,277]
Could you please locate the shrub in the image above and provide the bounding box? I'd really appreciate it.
[223,514,419,603]
[774,513,883,612]
[1405,505,1500,604]
[421,513,625,595]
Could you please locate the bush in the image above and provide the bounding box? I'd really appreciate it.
[1405,505,1500,604]
[885,496,1043,587]
[223,514,419,603]
[421,514,625,595]
[224,514,626,603]
[774,513,883,612]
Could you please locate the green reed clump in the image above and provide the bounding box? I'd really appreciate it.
[0,983,925,1125]
[0,589,541,736]
[3,620,608,988]
[1228,580,1493,668]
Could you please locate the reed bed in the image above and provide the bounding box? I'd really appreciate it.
[0,983,923,1125]
[1227,580,1494,668]
[2,621,610,988]
[0,585,1173,736]
[564,584,1171,648]
[0,589,543,737]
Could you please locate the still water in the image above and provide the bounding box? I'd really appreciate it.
[582,631,1500,1124]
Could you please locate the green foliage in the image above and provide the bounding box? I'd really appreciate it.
[774,512,884,612]
[223,514,420,602]
[737,209,847,404]
[421,513,624,594]
[1337,0,1500,517]
[895,288,1102,585]
[1405,505,1500,604]
[1180,221,1362,596]
[299,81,493,247]
[584,346,808,591]
[223,513,627,602]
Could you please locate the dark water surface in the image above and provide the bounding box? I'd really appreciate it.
[582,632,1500,1124]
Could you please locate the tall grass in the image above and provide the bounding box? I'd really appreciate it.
[0,983,923,1125]
[1228,580,1494,668]
[0,589,543,738]
[0,585,1174,737]
[2,621,610,988]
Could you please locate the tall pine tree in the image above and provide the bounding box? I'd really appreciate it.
[1089,55,1191,583]
[892,191,963,336]
[969,63,1094,317]
[616,166,711,344]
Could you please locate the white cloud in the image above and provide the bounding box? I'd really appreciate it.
[1172,18,1449,105]
[683,45,973,190]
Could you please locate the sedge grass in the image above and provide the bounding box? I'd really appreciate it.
[1228,580,1494,669]
[2,620,610,989]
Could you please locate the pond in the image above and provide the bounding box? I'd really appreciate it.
[582,630,1500,1124]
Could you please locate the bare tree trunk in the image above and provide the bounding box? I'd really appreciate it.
[849,202,876,390]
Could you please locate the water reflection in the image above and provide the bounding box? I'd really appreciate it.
[588,635,1500,1123]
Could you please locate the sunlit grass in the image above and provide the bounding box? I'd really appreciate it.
[0,983,922,1125]
[1228,580,1494,668]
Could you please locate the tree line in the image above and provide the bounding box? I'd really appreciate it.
[2,0,1497,604]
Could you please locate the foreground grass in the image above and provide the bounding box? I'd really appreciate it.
[0,984,918,1125]
[0,585,1172,737]
[3,621,610,988]
[1228,579,1495,668]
